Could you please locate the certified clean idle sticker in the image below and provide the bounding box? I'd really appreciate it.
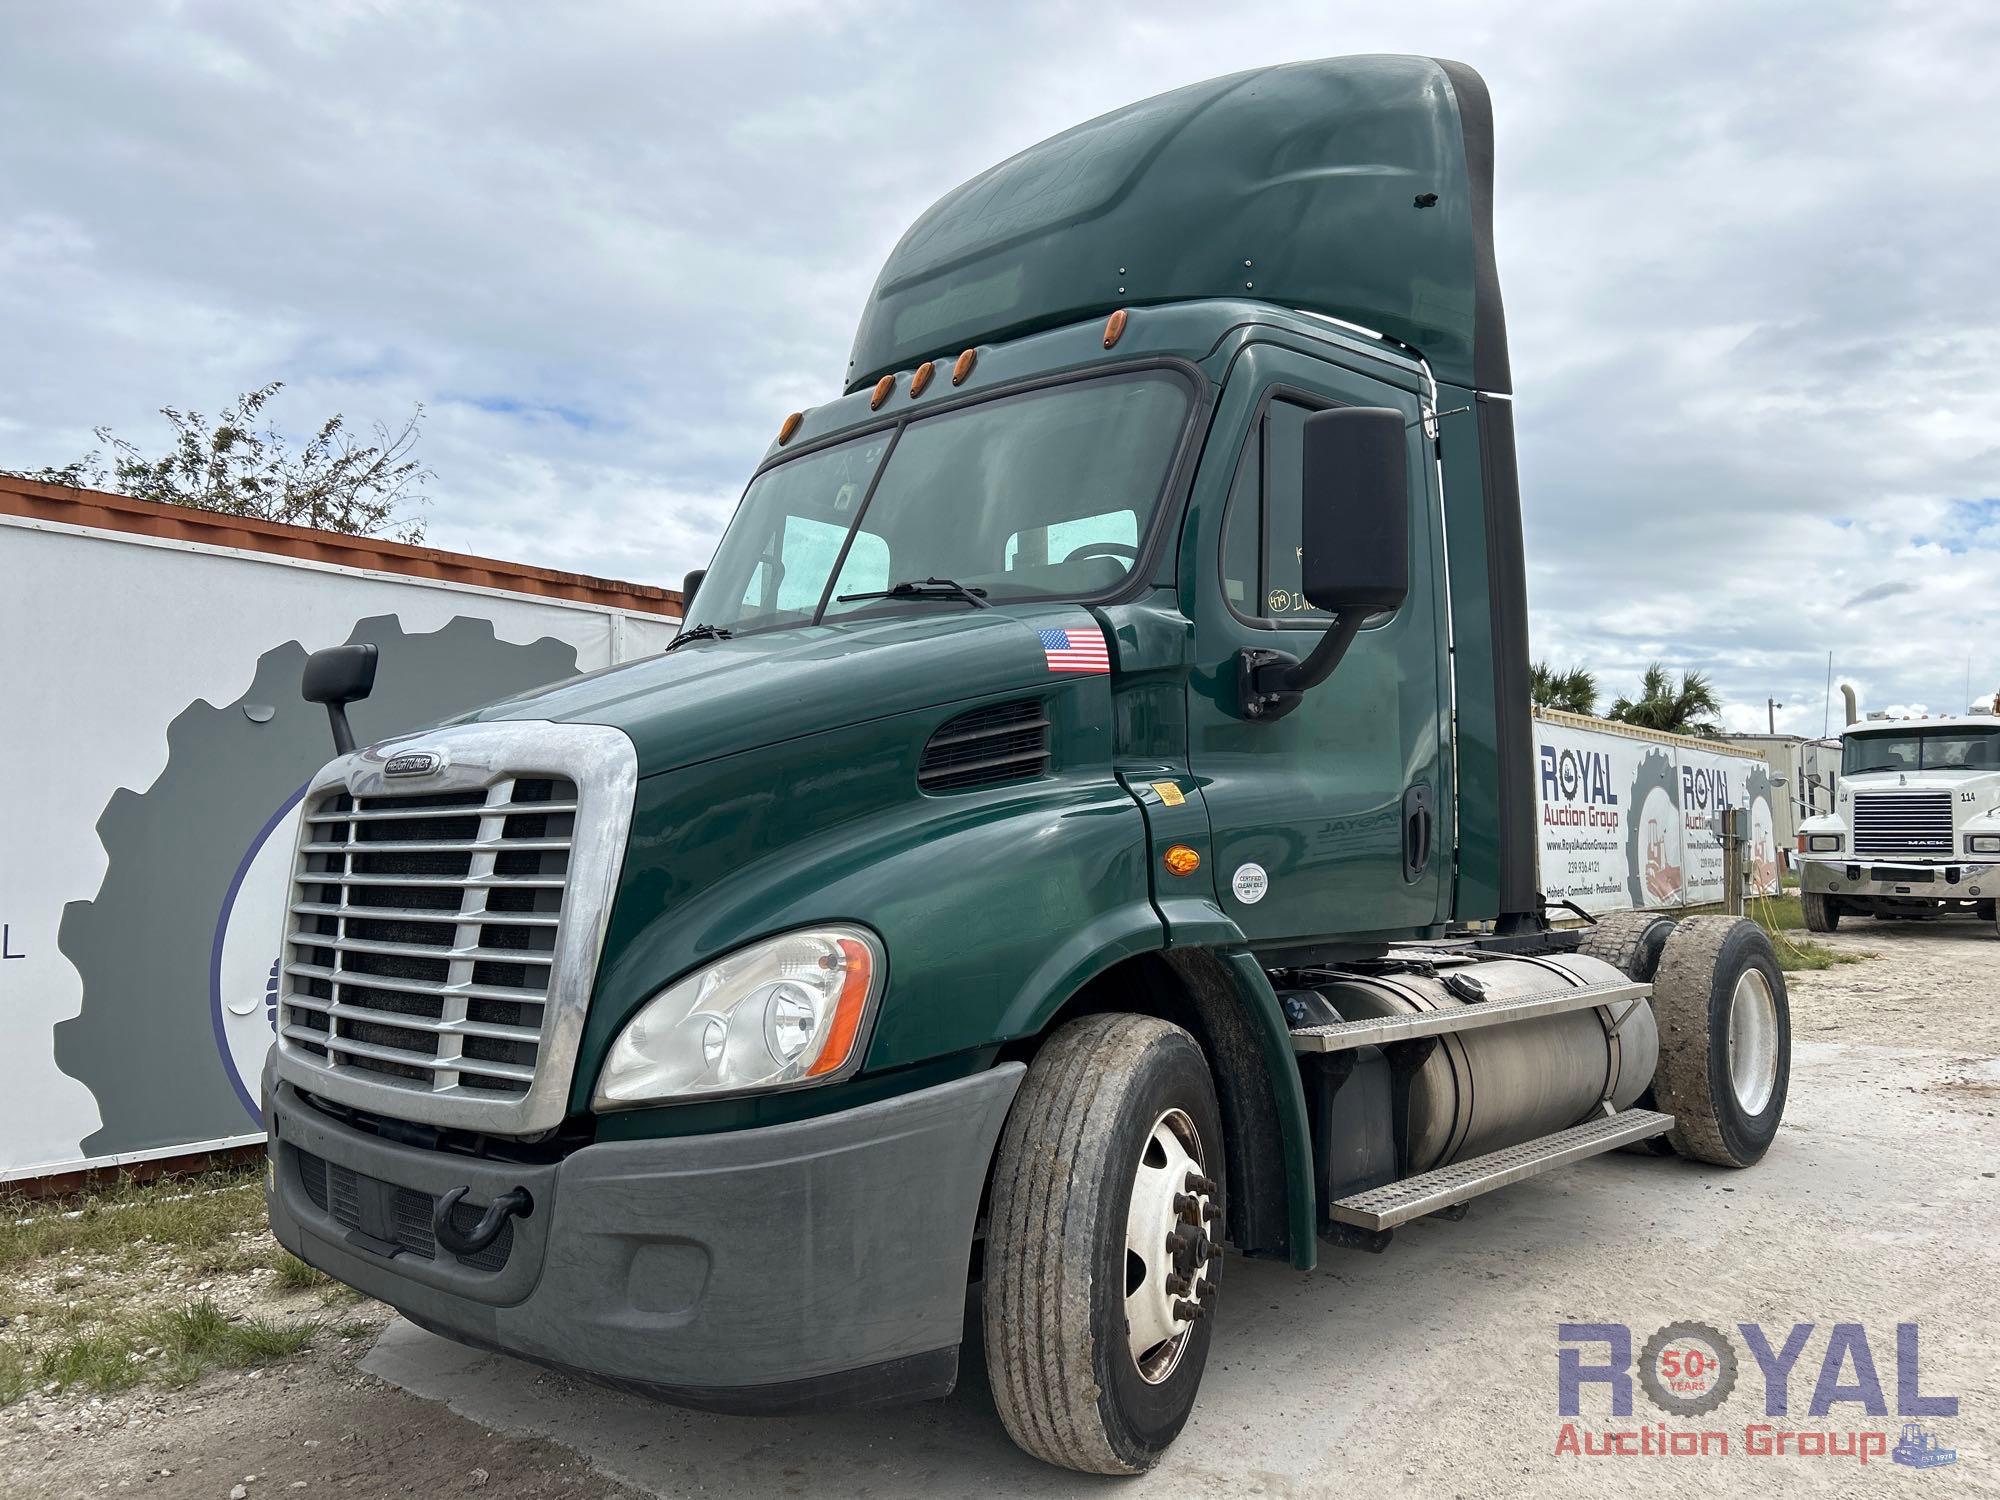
[1231,862,1269,904]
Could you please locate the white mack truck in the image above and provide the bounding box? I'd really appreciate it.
[1798,711,2000,933]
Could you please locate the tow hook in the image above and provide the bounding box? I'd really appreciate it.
[433,1186,532,1257]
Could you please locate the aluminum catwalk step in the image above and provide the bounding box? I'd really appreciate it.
[1288,979,1648,1054]
[1328,1109,1676,1230]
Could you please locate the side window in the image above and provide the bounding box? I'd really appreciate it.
[1222,397,1408,623]
[1220,400,1331,621]
[1258,402,1329,621]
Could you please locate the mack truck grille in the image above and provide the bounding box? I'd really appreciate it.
[1851,791,1955,859]
[274,723,638,1136]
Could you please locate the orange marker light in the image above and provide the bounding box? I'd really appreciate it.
[1164,844,1201,877]
[910,360,935,398]
[952,348,977,385]
[870,374,896,410]
[1103,308,1129,348]
[778,412,803,445]
[807,937,875,1077]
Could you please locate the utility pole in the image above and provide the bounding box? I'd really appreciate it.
[1767,697,1783,735]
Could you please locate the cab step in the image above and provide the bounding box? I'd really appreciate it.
[1288,979,1648,1054]
[1327,1108,1675,1230]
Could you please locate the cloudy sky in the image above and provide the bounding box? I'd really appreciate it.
[5,2,1996,734]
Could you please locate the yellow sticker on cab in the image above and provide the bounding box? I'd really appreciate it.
[1150,781,1186,807]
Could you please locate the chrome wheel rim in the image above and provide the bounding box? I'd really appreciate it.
[1122,1107,1216,1384]
[1727,968,1779,1115]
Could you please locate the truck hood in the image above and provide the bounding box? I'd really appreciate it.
[456,605,1094,777]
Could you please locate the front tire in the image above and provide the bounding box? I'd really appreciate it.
[1801,891,1839,932]
[983,1014,1224,1474]
[1650,917,1790,1167]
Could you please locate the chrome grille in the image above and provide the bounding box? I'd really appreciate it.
[1851,791,1954,859]
[273,721,637,1135]
[282,777,573,1098]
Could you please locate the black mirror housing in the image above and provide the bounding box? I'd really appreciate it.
[681,569,706,607]
[1300,406,1409,615]
[302,643,378,707]
[301,643,378,755]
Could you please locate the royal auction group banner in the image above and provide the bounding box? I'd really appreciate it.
[1534,712,1781,916]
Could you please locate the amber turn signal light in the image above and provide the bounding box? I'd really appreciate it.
[1163,844,1201,877]
[870,374,896,410]
[777,412,803,445]
[806,936,875,1077]
[1103,308,1128,348]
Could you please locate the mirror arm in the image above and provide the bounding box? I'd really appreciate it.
[1236,611,1366,721]
[323,702,358,757]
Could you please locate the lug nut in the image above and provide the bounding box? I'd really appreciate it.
[1205,1242,1223,1263]
[1185,1171,1218,1195]
[1201,1202,1222,1224]
[1173,1298,1204,1322]
[1174,1193,1201,1221]
[1165,1229,1191,1255]
[1165,1273,1191,1296]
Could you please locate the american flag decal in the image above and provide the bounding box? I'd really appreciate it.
[1039,626,1110,674]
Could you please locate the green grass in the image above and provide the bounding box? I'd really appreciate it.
[0,1299,318,1403]
[0,1167,341,1407]
[272,1252,335,1291]
[142,1300,316,1388]
[0,1167,267,1276]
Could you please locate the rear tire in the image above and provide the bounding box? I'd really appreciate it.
[1801,891,1838,932]
[1649,917,1789,1167]
[1576,910,1676,981]
[983,1014,1224,1474]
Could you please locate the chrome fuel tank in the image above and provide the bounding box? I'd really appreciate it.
[1309,953,1657,1172]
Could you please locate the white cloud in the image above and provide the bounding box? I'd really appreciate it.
[3,1,1997,727]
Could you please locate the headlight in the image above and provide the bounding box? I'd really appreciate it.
[593,925,881,1108]
[1806,834,1842,853]
[1969,834,2000,855]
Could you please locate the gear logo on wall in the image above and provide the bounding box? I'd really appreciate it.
[55,616,583,1156]
[1625,747,1682,909]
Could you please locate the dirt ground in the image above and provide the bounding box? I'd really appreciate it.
[7,914,1996,1497]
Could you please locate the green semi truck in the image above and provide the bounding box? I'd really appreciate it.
[263,55,1791,1474]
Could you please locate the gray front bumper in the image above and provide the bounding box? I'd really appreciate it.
[265,1064,1023,1412]
[1798,857,1999,900]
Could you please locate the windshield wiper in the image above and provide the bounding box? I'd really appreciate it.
[665,622,733,652]
[837,577,992,609]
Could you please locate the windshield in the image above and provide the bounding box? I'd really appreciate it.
[1844,727,2000,774]
[688,371,1192,633]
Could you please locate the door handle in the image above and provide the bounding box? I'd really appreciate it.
[1403,784,1434,882]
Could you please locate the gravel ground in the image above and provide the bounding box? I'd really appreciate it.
[8,916,1995,1497]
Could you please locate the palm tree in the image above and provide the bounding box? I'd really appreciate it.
[1531,660,1599,717]
[1607,663,1723,737]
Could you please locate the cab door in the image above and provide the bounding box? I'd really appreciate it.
[1183,343,1451,946]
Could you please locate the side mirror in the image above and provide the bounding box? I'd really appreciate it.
[1300,406,1409,614]
[302,643,378,756]
[1239,406,1409,720]
[681,569,706,607]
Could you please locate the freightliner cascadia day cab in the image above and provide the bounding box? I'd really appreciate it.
[1797,711,2000,935]
[263,56,1793,1473]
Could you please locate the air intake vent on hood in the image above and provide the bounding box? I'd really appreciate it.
[918,700,1051,793]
